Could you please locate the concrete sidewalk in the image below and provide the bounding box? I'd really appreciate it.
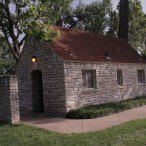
[21,105,146,134]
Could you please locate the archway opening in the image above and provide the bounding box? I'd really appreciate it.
[31,70,44,112]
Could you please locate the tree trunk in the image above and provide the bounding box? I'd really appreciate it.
[118,0,129,41]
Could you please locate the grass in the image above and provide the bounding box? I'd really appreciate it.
[66,96,146,119]
[1,119,146,146]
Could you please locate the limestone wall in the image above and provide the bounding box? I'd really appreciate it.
[64,62,146,111]
[16,37,66,115]
[16,37,146,115]
[0,77,20,124]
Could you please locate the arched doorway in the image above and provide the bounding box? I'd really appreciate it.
[31,70,44,112]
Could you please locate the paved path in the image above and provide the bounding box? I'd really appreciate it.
[21,105,146,134]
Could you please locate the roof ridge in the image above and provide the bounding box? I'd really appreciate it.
[53,25,127,42]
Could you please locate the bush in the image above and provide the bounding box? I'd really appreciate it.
[66,96,146,119]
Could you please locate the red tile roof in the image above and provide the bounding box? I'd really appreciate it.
[50,26,146,63]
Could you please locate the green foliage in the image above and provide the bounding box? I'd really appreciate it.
[106,10,119,36]
[20,0,71,41]
[111,0,146,51]
[1,119,146,145]
[65,0,146,53]
[128,0,146,50]
[84,0,112,34]
[66,96,146,119]
[0,37,16,77]
[0,0,72,59]
[64,0,113,34]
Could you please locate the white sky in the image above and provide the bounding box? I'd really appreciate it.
[73,0,146,13]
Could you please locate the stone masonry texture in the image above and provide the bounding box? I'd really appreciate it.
[16,37,146,115]
[0,77,20,124]
[16,37,66,115]
[64,62,146,111]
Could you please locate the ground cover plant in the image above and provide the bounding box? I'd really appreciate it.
[66,96,146,119]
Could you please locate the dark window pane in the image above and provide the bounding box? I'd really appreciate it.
[117,70,123,86]
[87,71,94,88]
[82,70,96,88]
[137,70,145,83]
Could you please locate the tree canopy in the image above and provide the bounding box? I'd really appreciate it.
[64,0,146,54]
[0,0,72,60]
[0,0,146,77]
[0,36,16,77]
[63,0,114,35]
[128,0,146,51]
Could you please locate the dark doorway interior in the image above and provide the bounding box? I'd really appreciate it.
[31,70,44,112]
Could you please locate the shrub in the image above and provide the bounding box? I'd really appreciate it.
[66,96,146,119]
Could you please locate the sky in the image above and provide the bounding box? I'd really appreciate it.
[73,0,146,13]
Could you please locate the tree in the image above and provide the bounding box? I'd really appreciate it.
[128,0,146,49]
[0,0,71,61]
[140,15,146,56]
[84,0,113,34]
[0,36,16,76]
[106,10,119,36]
[118,0,129,40]
[108,0,146,53]
[63,0,113,35]
[63,1,87,29]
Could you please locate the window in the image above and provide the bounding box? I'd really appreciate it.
[137,70,145,83]
[82,70,96,88]
[117,70,123,86]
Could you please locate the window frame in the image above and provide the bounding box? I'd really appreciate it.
[137,70,145,84]
[82,70,96,89]
[117,69,123,86]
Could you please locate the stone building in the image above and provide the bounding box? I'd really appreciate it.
[16,26,146,116]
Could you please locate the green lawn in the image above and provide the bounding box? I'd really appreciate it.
[1,119,146,146]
